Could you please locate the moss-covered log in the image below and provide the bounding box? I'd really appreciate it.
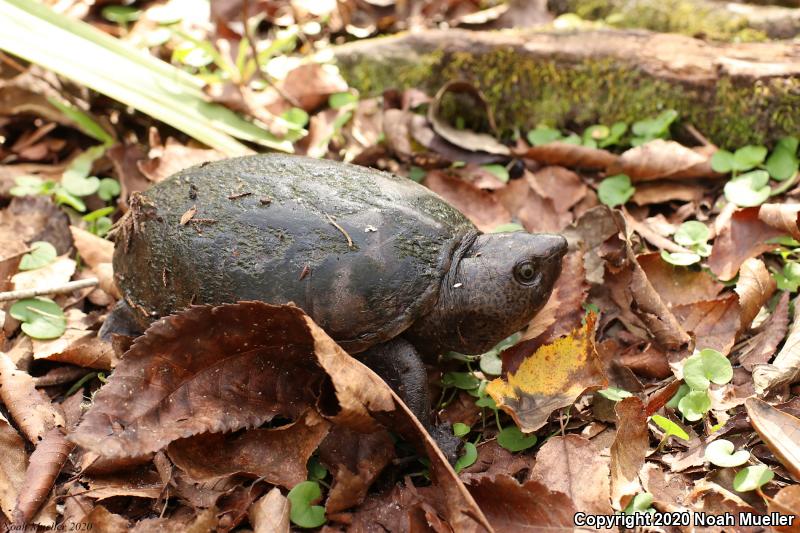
[548,0,800,40]
[332,29,800,148]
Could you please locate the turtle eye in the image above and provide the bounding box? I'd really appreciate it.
[514,260,539,285]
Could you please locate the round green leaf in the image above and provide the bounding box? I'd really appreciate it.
[19,241,57,271]
[307,457,328,481]
[661,250,701,266]
[597,174,635,207]
[733,145,768,172]
[651,414,690,441]
[678,390,712,422]
[598,387,633,402]
[442,372,480,391]
[479,350,503,376]
[62,174,100,197]
[481,164,509,183]
[766,147,798,182]
[665,384,690,410]
[282,107,310,128]
[10,175,50,197]
[585,124,610,141]
[527,126,562,146]
[287,481,326,528]
[454,442,478,472]
[328,92,358,109]
[475,395,497,409]
[54,189,86,212]
[9,298,66,340]
[704,439,750,468]
[683,349,734,391]
[102,5,141,24]
[97,178,121,201]
[724,170,771,208]
[562,133,582,145]
[497,426,537,452]
[711,150,735,174]
[599,122,628,147]
[733,465,773,492]
[674,221,710,246]
[452,422,471,437]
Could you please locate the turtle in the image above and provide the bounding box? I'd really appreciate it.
[104,154,567,459]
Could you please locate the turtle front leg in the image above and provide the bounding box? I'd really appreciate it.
[356,338,461,463]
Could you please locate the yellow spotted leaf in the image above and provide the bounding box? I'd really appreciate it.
[486,313,606,432]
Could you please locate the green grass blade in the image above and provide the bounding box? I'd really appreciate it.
[0,0,293,155]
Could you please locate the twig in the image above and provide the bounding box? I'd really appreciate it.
[325,213,354,249]
[241,0,303,108]
[0,278,98,302]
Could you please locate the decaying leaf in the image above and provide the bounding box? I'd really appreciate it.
[0,413,27,522]
[465,474,577,531]
[608,139,710,182]
[745,398,800,480]
[487,314,606,432]
[249,487,290,533]
[70,302,491,531]
[734,258,776,333]
[767,485,800,533]
[516,142,617,170]
[609,397,648,509]
[739,292,790,371]
[423,170,511,232]
[637,252,722,306]
[708,207,783,281]
[753,298,800,394]
[0,353,65,443]
[759,202,800,241]
[529,434,612,514]
[167,410,330,489]
[13,427,74,525]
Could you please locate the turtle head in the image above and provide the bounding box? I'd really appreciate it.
[407,232,567,356]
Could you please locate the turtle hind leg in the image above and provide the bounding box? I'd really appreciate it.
[99,300,144,341]
[356,337,461,464]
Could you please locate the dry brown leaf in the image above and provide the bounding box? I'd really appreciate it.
[619,344,672,379]
[631,181,706,205]
[516,142,617,169]
[759,203,800,240]
[521,249,588,344]
[526,166,587,213]
[107,143,152,208]
[382,108,414,161]
[427,81,509,156]
[138,136,225,183]
[423,170,511,232]
[0,197,72,255]
[739,292,790,371]
[529,434,612,514]
[753,298,800,394]
[70,303,490,531]
[167,411,330,488]
[607,139,711,182]
[130,506,218,533]
[13,427,74,525]
[0,354,64,443]
[767,485,800,533]
[319,426,395,513]
[69,226,112,266]
[83,467,164,500]
[465,474,577,532]
[708,207,783,281]
[637,252,723,307]
[745,398,800,480]
[249,487,289,533]
[609,397,648,509]
[0,413,27,522]
[277,63,348,112]
[671,294,740,356]
[31,310,116,369]
[179,205,196,225]
[493,178,567,233]
[735,258,776,333]
[487,314,606,432]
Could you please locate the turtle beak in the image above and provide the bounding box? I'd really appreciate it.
[535,234,568,263]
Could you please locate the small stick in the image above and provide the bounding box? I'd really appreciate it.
[325,213,354,249]
[0,278,99,303]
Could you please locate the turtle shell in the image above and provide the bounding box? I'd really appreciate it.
[113,154,476,352]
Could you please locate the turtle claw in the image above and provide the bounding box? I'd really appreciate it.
[429,422,463,466]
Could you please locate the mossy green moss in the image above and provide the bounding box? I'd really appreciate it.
[553,0,770,41]
[337,43,800,149]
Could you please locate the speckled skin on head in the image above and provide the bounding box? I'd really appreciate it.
[108,154,567,460]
